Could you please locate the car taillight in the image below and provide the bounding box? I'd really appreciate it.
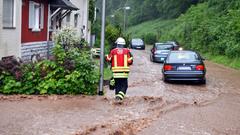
[164,65,173,71]
[153,48,156,53]
[196,65,204,71]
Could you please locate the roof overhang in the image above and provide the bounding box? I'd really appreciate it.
[50,0,78,10]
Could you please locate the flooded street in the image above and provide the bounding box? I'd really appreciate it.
[0,48,240,135]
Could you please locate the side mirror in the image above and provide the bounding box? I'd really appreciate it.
[151,49,153,53]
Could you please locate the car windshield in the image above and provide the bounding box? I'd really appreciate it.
[168,52,200,63]
[156,44,173,50]
[132,39,143,44]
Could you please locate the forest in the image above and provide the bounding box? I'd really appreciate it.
[98,0,240,69]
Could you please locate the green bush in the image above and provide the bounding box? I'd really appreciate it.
[0,45,99,95]
[142,33,157,45]
[173,2,240,59]
[105,24,122,52]
[158,1,240,59]
[105,24,121,44]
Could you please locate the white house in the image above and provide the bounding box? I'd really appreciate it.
[55,0,91,43]
[0,1,2,56]
[0,0,91,60]
[0,0,22,59]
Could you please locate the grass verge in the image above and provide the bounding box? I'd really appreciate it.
[204,53,240,70]
[94,58,112,80]
[104,67,112,80]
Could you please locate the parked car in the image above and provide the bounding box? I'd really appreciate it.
[130,38,145,49]
[91,48,100,57]
[166,41,180,50]
[162,50,206,84]
[150,43,174,63]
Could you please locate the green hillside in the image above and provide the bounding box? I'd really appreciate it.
[127,1,240,69]
[127,19,176,38]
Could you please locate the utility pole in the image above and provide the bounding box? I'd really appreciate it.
[98,0,106,95]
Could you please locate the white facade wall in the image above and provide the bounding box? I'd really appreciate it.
[0,0,22,59]
[61,0,90,43]
[0,0,2,57]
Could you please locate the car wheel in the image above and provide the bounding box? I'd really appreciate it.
[162,76,168,83]
[163,78,169,83]
[200,79,206,84]
[150,56,153,62]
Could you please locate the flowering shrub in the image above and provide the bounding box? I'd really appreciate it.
[0,45,99,95]
[53,27,88,50]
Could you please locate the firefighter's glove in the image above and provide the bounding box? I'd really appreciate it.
[110,78,115,86]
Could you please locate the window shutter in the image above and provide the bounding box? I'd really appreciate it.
[29,1,35,29]
[40,3,44,29]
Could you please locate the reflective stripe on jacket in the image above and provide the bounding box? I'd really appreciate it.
[106,48,133,78]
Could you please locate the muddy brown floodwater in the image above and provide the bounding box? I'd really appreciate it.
[0,48,240,135]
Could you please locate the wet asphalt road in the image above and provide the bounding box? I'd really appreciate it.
[0,48,240,135]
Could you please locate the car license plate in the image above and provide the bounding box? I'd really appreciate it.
[136,47,141,48]
[177,66,191,70]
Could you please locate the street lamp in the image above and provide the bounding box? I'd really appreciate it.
[110,14,115,25]
[125,6,131,10]
[123,6,130,34]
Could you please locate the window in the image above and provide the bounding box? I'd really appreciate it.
[74,14,79,28]
[66,12,71,23]
[29,1,44,31]
[168,52,199,63]
[3,0,15,28]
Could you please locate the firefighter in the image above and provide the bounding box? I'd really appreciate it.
[106,37,133,100]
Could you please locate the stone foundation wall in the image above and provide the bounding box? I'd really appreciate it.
[21,41,54,62]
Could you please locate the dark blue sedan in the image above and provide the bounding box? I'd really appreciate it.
[162,50,206,84]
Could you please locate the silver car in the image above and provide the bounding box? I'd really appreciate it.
[150,43,174,63]
[130,38,145,50]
